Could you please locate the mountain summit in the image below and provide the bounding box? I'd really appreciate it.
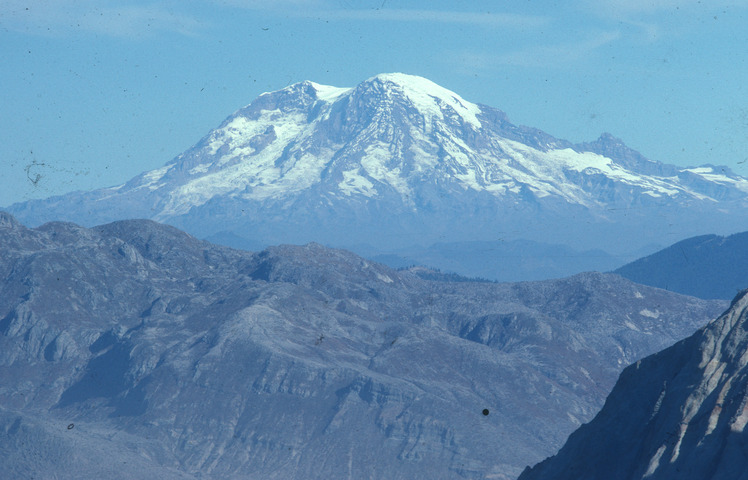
[7,73,748,252]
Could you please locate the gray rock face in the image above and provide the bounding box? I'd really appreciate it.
[6,74,748,257]
[0,213,727,479]
[518,290,748,480]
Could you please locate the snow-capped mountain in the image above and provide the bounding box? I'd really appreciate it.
[7,73,748,253]
[0,213,725,479]
[518,290,748,480]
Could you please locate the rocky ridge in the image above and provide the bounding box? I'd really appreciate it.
[519,288,748,479]
[0,212,728,479]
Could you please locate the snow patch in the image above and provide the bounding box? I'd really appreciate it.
[189,164,211,175]
[683,166,748,193]
[640,309,660,319]
[566,412,581,426]
[650,384,666,420]
[338,169,377,197]
[375,272,394,283]
[643,445,667,477]
[309,82,352,103]
[670,423,689,462]
[360,143,414,203]
[730,397,748,432]
[554,148,689,198]
[625,321,641,332]
[140,165,170,185]
[685,167,714,174]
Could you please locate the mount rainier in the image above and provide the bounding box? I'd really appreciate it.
[7,73,748,259]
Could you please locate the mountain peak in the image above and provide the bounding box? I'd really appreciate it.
[303,80,352,103]
[597,132,623,144]
[365,72,442,89]
[360,72,482,128]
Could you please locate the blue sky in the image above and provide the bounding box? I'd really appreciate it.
[2,0,747,206]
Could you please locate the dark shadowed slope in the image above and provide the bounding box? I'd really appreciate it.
[0,212,726,479]
[615,231,748,300]
[519,290,748,480]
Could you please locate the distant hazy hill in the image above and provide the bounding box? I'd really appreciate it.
[615,231,748,300]
[518,290,748,480]
[0,213,725,479]
[198,232,646,283]
[367,238,632,282]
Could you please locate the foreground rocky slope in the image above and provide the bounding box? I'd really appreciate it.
[0,213,726,479]
[518,291,748,480]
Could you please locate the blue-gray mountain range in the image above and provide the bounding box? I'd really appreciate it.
[0,213,727,479]
[615,231,748,300]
